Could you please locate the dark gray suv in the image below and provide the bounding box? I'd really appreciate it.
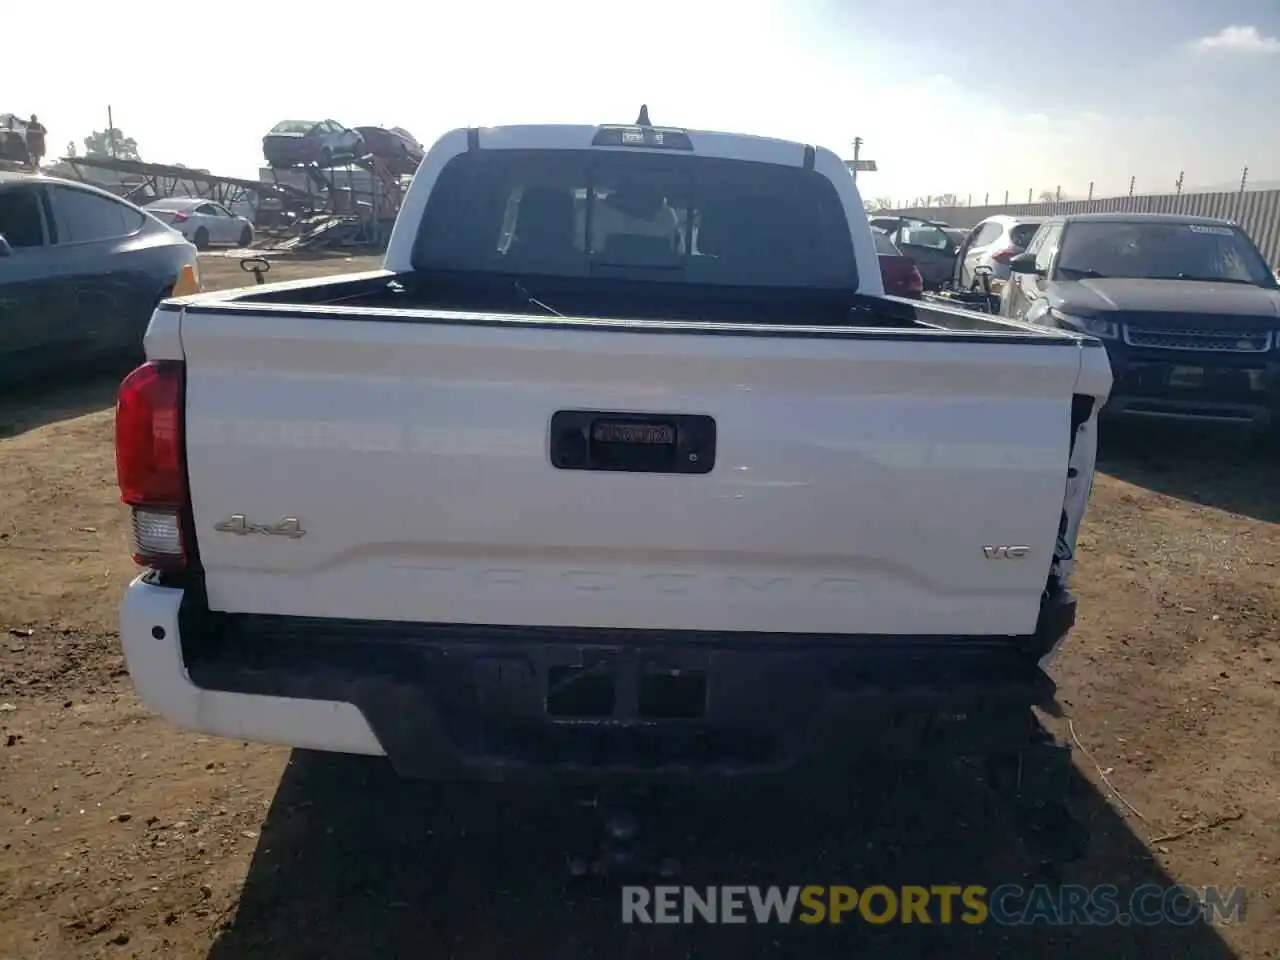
[1003,212,1280,431]
[0,173,198,383]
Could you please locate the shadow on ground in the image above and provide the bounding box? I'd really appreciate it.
[206,751,1236,960]
[0,373,121,439]
[1098,423,1279,524]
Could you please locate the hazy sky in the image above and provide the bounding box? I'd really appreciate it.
[7,0,1279,203]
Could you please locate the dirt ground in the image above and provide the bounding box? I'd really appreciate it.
[1,254,1277,959]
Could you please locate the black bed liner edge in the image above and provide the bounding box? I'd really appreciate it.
[161,273,1098,345]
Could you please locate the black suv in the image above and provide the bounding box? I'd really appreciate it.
[1002,212,1280,432]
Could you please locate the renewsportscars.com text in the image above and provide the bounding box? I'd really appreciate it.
[621,884,1245,926]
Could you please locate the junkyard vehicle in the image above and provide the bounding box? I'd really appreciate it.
[145,198,254,249]
[954,215,1045,291]
[114,116,1111,819]
[868,215,959,289]
[262,120,364,168]
[354,126,424,175]
[1004,212,1280,432]
[0,172,198,382]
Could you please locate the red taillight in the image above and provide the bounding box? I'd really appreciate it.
[115,361,191,571]
[992,248,1017,264]
[171,211,188,223]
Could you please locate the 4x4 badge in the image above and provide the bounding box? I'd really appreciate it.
[213,515,306,539]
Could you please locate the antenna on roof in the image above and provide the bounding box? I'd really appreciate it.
[635,104,651,127]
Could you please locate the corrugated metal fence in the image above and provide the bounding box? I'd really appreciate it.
[887,189,1280,267]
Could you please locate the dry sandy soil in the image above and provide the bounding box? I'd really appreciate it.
[1,254,1277,959]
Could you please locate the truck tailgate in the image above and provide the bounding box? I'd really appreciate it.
[178,309,1088,637]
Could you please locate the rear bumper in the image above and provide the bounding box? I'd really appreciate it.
[121,574,1076,781]
[119,576,384,756]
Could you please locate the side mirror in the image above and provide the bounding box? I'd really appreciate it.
[1008,252,1041,276]
[0,234,11,257]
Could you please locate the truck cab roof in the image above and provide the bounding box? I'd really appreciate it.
[381,122,870,285]
[463,122,826,168]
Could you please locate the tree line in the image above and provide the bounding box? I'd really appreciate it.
[64,127,142,162]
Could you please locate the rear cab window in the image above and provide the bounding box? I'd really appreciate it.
[412,148,858,290]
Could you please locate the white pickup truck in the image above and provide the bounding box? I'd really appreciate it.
[115,116,1112,784]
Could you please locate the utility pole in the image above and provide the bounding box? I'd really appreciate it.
[1003,190,1009,205]
[107,105,117,159]
[851,137,863,184]
[1027,188,1033,203]
[1055,185,1061,202]
[1175,171,1184,196]
[1087,182,1094,201]
[1128,176,1135,198]
[983,192,989,205]
[1240,165,1249,194]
